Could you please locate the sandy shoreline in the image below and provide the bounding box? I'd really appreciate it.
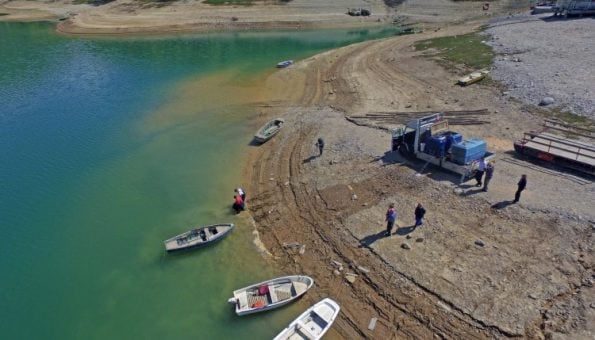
[1,0,395,35]
[4,0,593,338]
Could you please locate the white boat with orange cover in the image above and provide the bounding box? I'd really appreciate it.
[227,275,313,316]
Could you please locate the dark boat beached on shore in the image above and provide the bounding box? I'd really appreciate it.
[164,223,234,252]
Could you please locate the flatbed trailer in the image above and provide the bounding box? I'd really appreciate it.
[553,0,595,16]
[415,150,496,183]
[514,128,595,176]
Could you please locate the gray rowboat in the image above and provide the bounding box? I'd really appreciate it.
[254,118,284,143]
[164,223,234,253]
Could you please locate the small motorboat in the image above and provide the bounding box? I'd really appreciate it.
[273,298,340,340]
[164,223,234,253]
[254,118,284,143]
[227,275,313,316]
[276,60,294,68]
[458,70,489,86]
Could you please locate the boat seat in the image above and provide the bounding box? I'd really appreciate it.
[296,321,317,339]
[268,286,278,303]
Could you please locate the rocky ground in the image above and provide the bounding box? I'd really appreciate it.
[486,14,595,118]
[246,14,594,340]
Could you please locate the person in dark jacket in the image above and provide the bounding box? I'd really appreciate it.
[414,203,426,227]
[385,203,397,236]
[513,174,527,203]
[316,138,325,156]
[482,163,494,192]
[475,157,486,187]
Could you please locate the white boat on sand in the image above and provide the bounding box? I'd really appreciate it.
[228,275,313,316]
[458,69,489,86]
[273,298,340,340]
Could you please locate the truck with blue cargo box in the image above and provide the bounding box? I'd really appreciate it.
[391,113,495,182]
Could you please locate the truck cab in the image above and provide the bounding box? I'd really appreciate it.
[392,113,446,156]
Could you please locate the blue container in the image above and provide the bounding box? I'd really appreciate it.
[424,135,447,158]
[442,131,463,151]
[451,138,487,165]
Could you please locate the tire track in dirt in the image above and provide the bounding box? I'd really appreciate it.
[246,20,592,339]
[248,112,507,338]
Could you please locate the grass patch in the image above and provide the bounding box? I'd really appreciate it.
[414,32,493,70]
[203,0,257,5]
[545,109,594,128]
[203,0,292,5]
[72,0,115,5]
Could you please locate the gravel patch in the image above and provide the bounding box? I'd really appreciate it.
[486,14,595,118]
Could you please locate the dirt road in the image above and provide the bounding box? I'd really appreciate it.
[247,22,594,340]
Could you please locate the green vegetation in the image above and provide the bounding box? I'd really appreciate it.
[414,32,494,70]
[543,108,594,128]
[72,0,115,5]
[203,0,257,5]
[203,0,292,5]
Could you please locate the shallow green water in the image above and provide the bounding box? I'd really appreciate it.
[0,22,403,339]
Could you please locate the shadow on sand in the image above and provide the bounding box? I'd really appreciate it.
[491,200,514,210]
[359,230,387,248]
[248,139,263,147]
[463,188,486,196]
[303,155,319,164]
[395,225,416,236]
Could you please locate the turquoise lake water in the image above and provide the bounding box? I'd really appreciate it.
[0,22,402,339]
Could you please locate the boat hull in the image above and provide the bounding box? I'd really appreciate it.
[164,223,234,253]
[254,118,284,144]
[458,70,489,86]
[229,275,314,316]
[273,298,341,340]
[276,60,294,68]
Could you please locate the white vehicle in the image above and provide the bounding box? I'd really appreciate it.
[391,113,495,182]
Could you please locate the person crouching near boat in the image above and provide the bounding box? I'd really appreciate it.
[234,187,246,201]
[233,195,245,214]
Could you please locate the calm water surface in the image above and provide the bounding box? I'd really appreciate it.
[0,22,403,339]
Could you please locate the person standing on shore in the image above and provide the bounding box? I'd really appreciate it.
[234,187,246,201]
[483,163,494,192]
[513,174,527,203]
[385,203,397,236]
[316,137,325,156]
[475,157,486,187]
[414,203,426,227]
